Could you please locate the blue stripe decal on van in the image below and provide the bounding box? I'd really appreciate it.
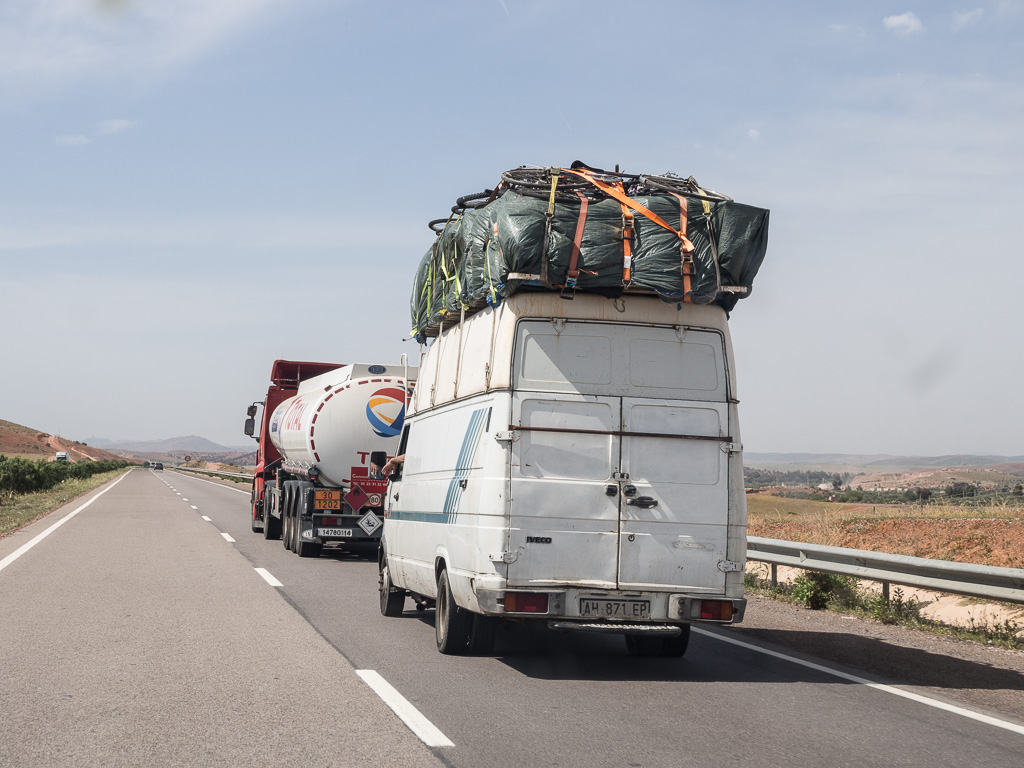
[442,408,489,524]
[387,510,450,524]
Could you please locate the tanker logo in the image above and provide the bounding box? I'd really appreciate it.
[366,387,407,438]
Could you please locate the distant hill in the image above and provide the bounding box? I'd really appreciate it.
[86,435,248,453]
[745,452,1024,471]
[0,419,134,463]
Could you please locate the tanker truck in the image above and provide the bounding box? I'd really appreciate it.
[244,359,416,558]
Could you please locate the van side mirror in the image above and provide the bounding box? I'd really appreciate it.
[369,451,388,479]
[244,417,256,437]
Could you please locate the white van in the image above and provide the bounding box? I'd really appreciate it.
[379,293,747,656]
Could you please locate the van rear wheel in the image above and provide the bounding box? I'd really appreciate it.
[468,614,497,654]
[435,569,472,655]
[625,625,690,657]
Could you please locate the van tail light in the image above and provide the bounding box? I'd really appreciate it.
[698,600,733,621]
[504,593,549,613]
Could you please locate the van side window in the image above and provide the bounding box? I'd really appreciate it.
[397,424,410,456]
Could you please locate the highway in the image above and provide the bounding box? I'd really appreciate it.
[1,468,1022,768]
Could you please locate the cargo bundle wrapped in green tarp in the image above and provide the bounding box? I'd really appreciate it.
[411,163,769,341]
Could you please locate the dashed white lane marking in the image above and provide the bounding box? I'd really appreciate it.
[694,628,1024,736]
[221,532,236,543]
[182,498,188,502]
[191,505,198,510]
[254,568,283,587]
[355,670,454,748]
[0,471,132,575]
[202,516,212,522]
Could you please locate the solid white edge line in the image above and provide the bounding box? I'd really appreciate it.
[693,627,1024,736]
[356,670,454,747]
[220,532,236,543]
[0,470,132,574]
[254,567,283,587]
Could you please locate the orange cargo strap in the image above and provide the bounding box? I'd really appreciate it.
[562,167,696,254]
[617,183,634,285]
[672,193,693,302]
[567,190,590,283]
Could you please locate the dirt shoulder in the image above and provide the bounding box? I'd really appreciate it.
[728,594,1024,722]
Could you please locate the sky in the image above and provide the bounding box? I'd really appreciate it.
[1,0,1022,456]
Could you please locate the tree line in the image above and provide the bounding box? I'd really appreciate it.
[0,455,131,496]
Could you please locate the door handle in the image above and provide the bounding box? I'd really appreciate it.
[626,496,658,509]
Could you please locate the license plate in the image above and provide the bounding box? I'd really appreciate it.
[315,490,342,510]
[579,599,651,619]
[316,527,353,537]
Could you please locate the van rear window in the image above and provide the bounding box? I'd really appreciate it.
[514,321,727,401]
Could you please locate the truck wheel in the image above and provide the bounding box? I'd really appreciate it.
[295,485,321,558]
[263,493,281,541]
[296,530,322,558]
[281,483,294,550]
[250,484,263,533]
[435,569,472,655]
[379,557,405,617]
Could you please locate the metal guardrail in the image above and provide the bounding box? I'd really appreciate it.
[747,536,1024,605]
[155,467,1024,605]
[172,466,255,481]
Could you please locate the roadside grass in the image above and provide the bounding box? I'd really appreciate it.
[744,567,1024,651]
[0,469,130,538]
[747,494,1024,568]
[748,493,1022,523]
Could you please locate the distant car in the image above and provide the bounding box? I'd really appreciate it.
[153,462,164,470]
[54,451,69,462]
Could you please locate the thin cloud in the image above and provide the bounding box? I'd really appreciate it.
[97,118,136,134]
[830,23,866,37]
[54,118,135,147]
[56,134,91,146]
[0,210,424,252]
[996,1,1024,18]
[952,8,984,29]
[883,12,924,36]
[0,0,292,102]
[748,128,761,141]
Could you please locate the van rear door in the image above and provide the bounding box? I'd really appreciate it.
[506,321,622,589]
[618,399,730,592]
[505,319,732,593]
[507,392,621,589]
[617,328,732,592]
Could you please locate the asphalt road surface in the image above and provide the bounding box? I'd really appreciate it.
[1,468,1022,768]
